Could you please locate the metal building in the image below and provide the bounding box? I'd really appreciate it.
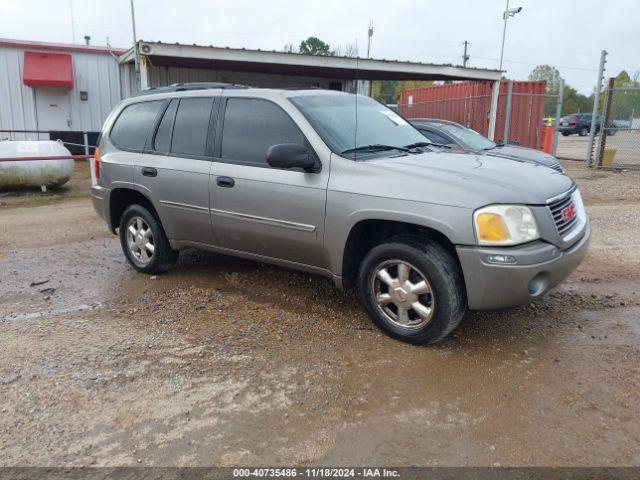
[0,37,502,146]
[0,38,126,146]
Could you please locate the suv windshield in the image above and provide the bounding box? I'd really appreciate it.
[290,93,427,157]
[438,123,496,150]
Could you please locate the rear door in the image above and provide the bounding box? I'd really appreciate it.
[209,96,329,268]
[135,96,217,245]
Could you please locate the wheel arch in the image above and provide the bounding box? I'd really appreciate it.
[108,187,159,234]
[339,217,461,292]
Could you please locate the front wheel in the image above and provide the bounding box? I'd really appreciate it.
[119,204,178,274]
[579,126,589,136]
[357,236,467,345]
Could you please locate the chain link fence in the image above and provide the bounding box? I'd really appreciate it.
[594,86,640,169]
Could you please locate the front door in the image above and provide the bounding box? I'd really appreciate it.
[210,97,329,269]
[135,97,216,246]
[34,87,71,131]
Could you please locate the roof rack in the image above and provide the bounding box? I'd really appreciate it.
[136,82,249,96]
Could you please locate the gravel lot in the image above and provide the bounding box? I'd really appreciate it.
[1,160,639,466]
[556,132,640,166]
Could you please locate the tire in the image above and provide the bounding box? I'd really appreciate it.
[561,132,570,137]
[119,203,178,274]
[357,235,467,345]
[578,126,589,136]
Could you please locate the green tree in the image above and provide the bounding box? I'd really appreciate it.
[615,70,632,86]
[299,37,331,56]
[561,85,592,114]
[528,65,562,115]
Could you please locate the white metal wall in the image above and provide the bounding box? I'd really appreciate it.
[0,45,121,137]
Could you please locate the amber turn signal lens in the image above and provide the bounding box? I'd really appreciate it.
[476,213,510,242]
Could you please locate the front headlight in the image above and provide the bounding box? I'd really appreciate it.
[474,205,539,246]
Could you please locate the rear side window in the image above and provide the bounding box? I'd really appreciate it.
[110,101,163,151]
[221,98,305,166]
[171,97,214,156]
[153,99,178,153]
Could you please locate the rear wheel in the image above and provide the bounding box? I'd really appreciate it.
[357,236,467,345]
[119,204,178,274]
[561,132,570,137]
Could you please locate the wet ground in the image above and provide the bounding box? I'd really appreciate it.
[1,160,639,466]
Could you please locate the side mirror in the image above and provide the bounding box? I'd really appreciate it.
[266,144,319,172]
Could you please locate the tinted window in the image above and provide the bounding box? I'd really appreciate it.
[153,100,178,153]
[110,101,163,151]
[221,98,305,166]
[419,129,451,145]
[171,98,214,156]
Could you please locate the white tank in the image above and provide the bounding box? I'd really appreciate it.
[0,140,75,189]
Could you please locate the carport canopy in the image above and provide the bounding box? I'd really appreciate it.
[120,41,504,139]
[120,41,502,83]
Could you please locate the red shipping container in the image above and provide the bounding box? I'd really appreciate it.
[398,81,546,150]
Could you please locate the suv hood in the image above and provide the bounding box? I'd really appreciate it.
[360,151,573,208]
[486,144,558,167]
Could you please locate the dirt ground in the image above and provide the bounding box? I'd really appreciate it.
[1,160,639,467]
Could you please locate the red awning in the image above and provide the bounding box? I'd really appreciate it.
[23,51,73,88]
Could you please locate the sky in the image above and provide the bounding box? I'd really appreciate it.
[1,0,638,94]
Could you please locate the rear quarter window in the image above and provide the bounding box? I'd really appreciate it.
[110,101,163,151]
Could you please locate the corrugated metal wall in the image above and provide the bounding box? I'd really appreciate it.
[0,45,121,137]
[398,81,546,149]
[118,62,370,98]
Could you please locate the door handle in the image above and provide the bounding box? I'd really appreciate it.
[216,176,235,188]
[141,167,157,177]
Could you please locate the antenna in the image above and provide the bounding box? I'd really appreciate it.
[462,40,470,67]
[366,20,373,58]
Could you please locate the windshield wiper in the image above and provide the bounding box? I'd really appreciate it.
[404,141,451,149]
[341,144,410,155]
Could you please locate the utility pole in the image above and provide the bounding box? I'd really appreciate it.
[587,50,608,166]
[366,20,373,58]
[130,0,141,85]
[499,0,523,71]
[462,40,470,67]
[69,0,76,44]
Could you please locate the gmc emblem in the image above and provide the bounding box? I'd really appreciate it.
[561,204,577,222]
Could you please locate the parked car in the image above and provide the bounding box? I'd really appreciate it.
[558,113,616,136]
[92,84,590,345]
[410,118,564,173]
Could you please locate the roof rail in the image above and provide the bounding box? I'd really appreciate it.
[136,82,249,96]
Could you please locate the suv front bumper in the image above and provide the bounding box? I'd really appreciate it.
[456,223,590,310]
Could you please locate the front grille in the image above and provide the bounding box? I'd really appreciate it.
[548,192,578,236]
[549,163,563,173]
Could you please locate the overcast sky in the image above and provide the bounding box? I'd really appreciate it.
[1,0,638,94]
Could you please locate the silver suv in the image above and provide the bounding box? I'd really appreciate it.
[91,83,590,344]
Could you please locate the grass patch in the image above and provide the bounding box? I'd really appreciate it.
[0,193,90,209]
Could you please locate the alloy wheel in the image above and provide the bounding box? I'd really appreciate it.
[371,259,435,329]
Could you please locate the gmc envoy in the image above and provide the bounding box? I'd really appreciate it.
[91,83,590,344]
